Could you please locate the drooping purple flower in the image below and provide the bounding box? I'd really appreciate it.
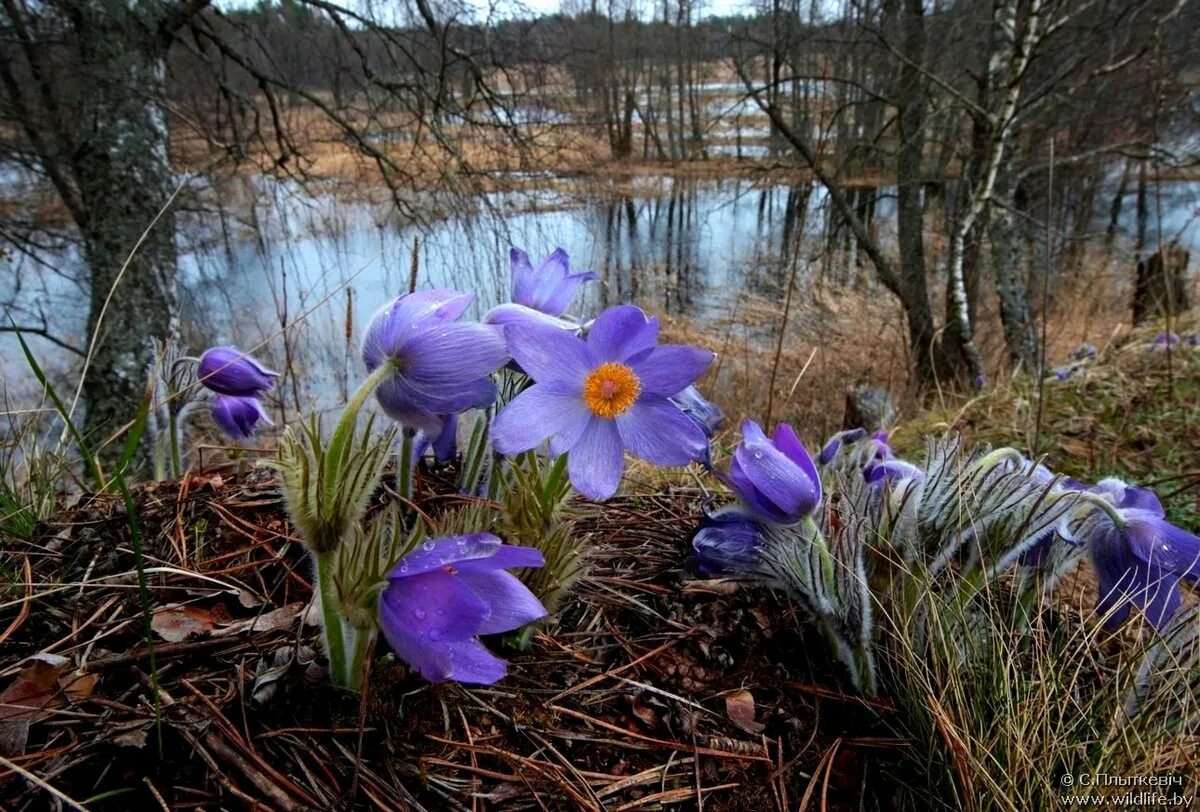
[378,533,547,684]
[198,347,279,397]
[1084,504,1200,630]
[726,420,822,524]
[692,506,761,575]
[362,290,509,434]
[490,305,715,500]
[818,428,867,465]
[210,394,272,440]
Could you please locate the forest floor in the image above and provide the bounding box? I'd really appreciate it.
[1,323,1198,810]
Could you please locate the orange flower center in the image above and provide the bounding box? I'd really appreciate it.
[583,362,641,419]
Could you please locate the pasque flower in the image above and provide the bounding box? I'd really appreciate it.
[362,290,509,434]
[210,394,272,440]
[1080,478,1200,629]
[692,507,761,575]
[490,305,714,500]
[485,247,598,330]
[378,533,547,684]
[727,420,822,524]
[818,428,867,465]
[198,346,279,396]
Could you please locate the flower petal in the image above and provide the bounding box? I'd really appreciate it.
[428,638,509,684]
[615,393,708,466]
[510,248,537,305]
[585,305,658,364]
[389,533,503,578]
[728,456,790,523]
[771,423,822,494]
[491,381,589,455]
[484,303,581,331]
[537,270,598,316]
[1127,517,1200,579]
[505,322,592,384]
[567,417,625,500]
[400,323,509,386]
[628,345,715,396]
[198,347,279,396]
[362,290,475,369]
[733,420,820,522]
[693,506,761,574]
[456,569,547,635]
[378,571,490,681]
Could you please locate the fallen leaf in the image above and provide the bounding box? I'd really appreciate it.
[151,604,218,642]
[724,689,765,735]
[0,654,70,756]
[213,603,302,638]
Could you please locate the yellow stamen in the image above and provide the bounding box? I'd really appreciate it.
[583,362,641,419]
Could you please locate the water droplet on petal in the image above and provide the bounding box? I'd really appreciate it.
[753,451,764,459]
[414,608,427,620]
[422,541,435,551]
[428,629,441,640]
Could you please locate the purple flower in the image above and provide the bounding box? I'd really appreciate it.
[1069,343,1098,361]
[490,305,715,500]
[198,347,279,397]
[864,459,924,486]
[670,385,724,438]
[1085,504,1200,630]
[692,506,761,575]
[431,413,458,463]
[727,420,822,524]
[210,394,272,440]
[1053,367,1072,381]
[510,247,597,317]
[1149,332,1180,352]
[362,290,509,434]
[974,374,986,389]
[818,428,867,465]
[378,533,547,684]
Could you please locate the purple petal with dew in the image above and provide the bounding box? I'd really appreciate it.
[1126,516,1200,579]
[198,347,279,396]
[567,417,625,500]
[728,455,790,523]
[585,305,658,364]
[491,381,590,456]
[378,570,491,681]
[387,532,504,578]
[505,322,592,384]
[734,421,820,521]
[628,345,715,396]
[772,423,821,492]
[456,569,547,635]
[362,290,475,369]
[615,393,710,466]
[484,303,581,331]
[430,638,509,684]
[456,544,546,572]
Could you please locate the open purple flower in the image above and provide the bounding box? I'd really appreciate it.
[210,394,272,440]
[490,305,714,500]
[198,347,278,397]
[485,248,598,332]
[818,428,867,465]
[378,533,547,684]
[692,506,761,575]
[1080,479,1200,629]
[1149,332,1180,352]
[727,420,822,524]
[362,290,509,434]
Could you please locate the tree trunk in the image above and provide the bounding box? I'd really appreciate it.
[989,166,1039,369]
[76,10,178,468]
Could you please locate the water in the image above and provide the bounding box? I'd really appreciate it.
[0,175,832,411]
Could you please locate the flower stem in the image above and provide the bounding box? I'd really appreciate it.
[315,552,350,688]
[397,428,416,502]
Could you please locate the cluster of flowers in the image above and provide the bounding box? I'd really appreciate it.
[694,419,1200,688]
[1148,331,1200,352]
[193,247,723,687]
